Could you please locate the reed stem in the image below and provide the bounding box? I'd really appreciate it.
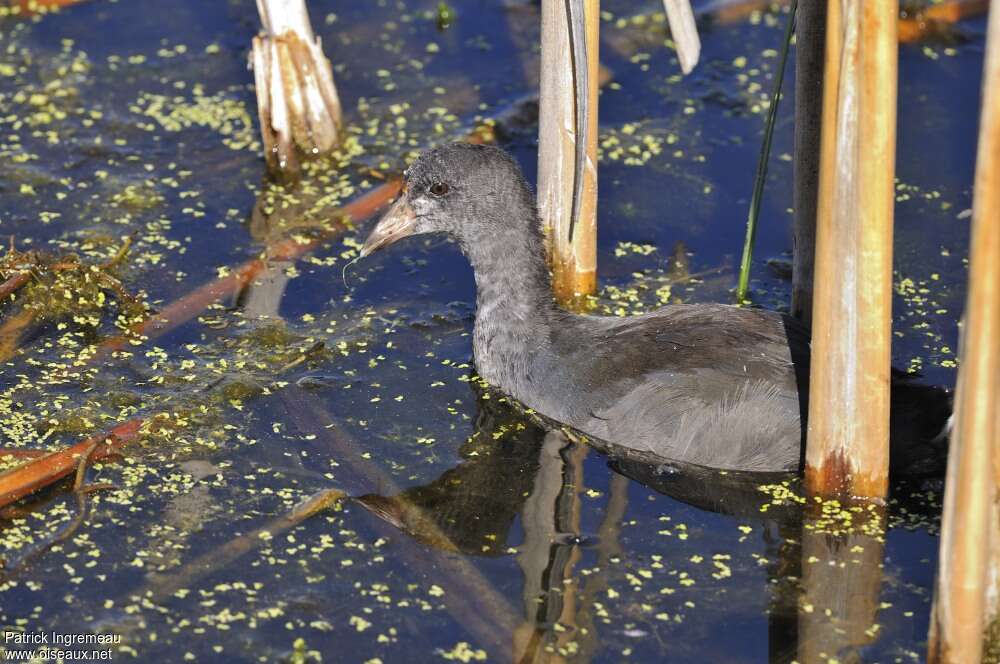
[928,1,1000,658]
[736,0,797,304]
[804,0,898,500]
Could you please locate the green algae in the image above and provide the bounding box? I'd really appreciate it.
[435,2,456,31]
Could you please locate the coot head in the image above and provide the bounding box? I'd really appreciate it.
[360,142,537,257]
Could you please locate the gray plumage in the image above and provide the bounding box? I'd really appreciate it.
[362,143,950,474]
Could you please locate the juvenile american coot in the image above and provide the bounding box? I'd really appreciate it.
[361,143,950,474]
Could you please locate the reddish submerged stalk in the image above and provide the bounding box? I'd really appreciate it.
[0,272,31,302]
[0,449,48,460]
[0,419,142,508]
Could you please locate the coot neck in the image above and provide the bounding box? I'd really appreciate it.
[460,223,559,385]
[464,227,555,315]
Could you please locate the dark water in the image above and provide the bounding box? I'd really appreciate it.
[0,0,982,661]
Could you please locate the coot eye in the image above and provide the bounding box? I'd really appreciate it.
[429,182,450,197]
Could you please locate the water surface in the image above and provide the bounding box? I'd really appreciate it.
[0,1,981,661]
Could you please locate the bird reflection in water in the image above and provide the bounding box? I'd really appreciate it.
[354,386,934,663]
[354,388,608,661]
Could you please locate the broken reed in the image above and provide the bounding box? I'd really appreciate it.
[537,0,599,304]
[252,0,343,179]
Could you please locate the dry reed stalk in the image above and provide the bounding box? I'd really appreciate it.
[928,2,1000,659]
[662,0,701,74]
[252,0,343,179]
[804,0,897,500]
[537,0,599,305]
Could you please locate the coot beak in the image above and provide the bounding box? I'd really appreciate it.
[360,196,417,258]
